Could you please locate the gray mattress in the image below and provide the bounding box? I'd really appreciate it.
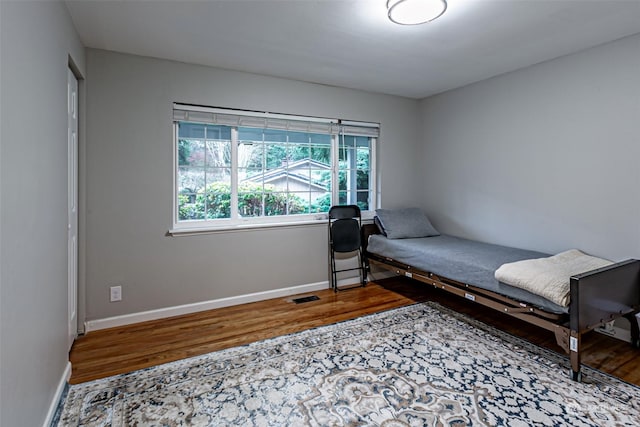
[367,234,569,314]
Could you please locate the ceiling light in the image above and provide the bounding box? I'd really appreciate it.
[387,0,447,25]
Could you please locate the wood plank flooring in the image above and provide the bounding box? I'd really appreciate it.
[69,277,640,386]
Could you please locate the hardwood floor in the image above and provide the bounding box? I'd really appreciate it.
[69,277,640,386]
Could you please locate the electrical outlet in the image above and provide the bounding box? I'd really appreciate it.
[110,285,122,302]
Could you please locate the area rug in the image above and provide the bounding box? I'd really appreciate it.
[56,302,640,426]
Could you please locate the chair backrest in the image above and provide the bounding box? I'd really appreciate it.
[331,218,361,252]
[328,204,361,221]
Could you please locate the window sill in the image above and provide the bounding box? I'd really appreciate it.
[168,220,325,236]
[167,214,374,237]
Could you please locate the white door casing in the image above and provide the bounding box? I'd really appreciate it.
[68,68,78,350]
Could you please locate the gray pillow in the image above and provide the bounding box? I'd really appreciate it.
[375,208,440,239]
[373,216,387,236]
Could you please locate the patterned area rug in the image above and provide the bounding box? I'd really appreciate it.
[56,302,640,426]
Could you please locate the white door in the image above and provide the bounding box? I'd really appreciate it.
[67,68,78,350]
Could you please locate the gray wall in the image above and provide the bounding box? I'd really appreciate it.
[84,49,420,321]
[419,34,640,261]
[0,1,85,426]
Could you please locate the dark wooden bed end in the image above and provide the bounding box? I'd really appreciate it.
[361,223,640,381]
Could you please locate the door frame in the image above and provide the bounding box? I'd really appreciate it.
[67,66,79,350]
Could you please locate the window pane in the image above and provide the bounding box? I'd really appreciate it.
[177,123,232,222]
[357,190,370,211]
[178,140,193,167]
[310,145,331,164]
[205,140,231,167]
[310,133,331,145]
[240,167,264,182]
[178,123,205,139]
[354,136,370,147]
[238,191,264,217]
[179,139,205,166]
[178,193,202,220]
[310,169,330,190]
[178,166,205,194]
[205,168,230,185]
[338,135,372,211]
[338,191,347,205]
[357,148,369,167]
[263,128,287,143]
[238,141,263,169]
[238,127,264,142]
[311,191,331,213]
[357,170,369,190]
[236,127,334,218]
[287,131,308,144]
[338,171,347,191]
[264,191,287,216]
[206,124,231,141]
[288,192,310,215]
[266,143,290,170]
[204,186,231,219]
[292,144,310,161]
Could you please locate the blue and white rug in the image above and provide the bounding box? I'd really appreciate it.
[56,302,640,426]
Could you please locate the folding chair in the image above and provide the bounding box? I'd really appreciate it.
[328,205,366,292]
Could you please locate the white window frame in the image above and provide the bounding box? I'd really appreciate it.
[170,104,378,234]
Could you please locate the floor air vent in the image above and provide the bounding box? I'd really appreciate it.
[292,295,320,304]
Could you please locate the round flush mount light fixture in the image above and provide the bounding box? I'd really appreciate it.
[387,0,447,25]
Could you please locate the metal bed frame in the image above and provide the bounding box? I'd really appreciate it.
[362,224,640,381]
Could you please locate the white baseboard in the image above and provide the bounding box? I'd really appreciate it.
[44,361,71,427]
[85,278,360,332]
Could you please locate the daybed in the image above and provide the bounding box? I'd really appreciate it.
[362,208,640,381]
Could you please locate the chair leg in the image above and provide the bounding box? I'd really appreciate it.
[330,249,337,292]
[357,250,366,287]
[332,252,366,292]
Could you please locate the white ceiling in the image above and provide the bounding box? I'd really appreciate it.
[65,0,640,99]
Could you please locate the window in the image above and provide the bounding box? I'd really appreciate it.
[173,104,378,231]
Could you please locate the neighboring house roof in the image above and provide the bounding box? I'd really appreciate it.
[242,158,330,191]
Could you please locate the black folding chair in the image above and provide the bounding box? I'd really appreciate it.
[328,205,366,292]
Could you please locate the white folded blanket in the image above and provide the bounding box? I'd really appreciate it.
[495,249,613,307]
